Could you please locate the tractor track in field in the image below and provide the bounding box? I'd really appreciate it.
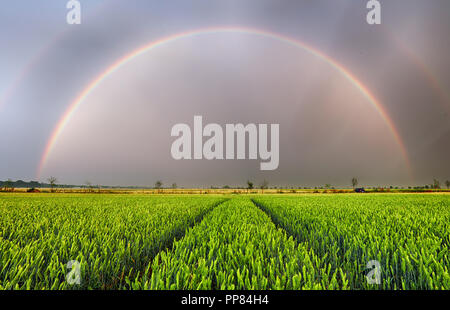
[160,198,230,251]
[250,198,303,244]
[118,198,230,288]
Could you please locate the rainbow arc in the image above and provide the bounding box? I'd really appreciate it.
[37,27,413,179]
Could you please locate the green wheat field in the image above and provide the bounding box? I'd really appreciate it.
[0,193,448,290]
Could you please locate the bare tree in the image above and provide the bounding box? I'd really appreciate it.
[260,180,269,193]
[433,179,440,189]
[247,180,254,193]
[155,180,163,193]
[47,176,57,193]
[85,181,93,193]
[351,177,358,189]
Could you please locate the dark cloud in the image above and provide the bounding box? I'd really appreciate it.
[0,0,449,187]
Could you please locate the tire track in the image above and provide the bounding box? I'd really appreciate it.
[250,198,302,244]
[119,198,230,289]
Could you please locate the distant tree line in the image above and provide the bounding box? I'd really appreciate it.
[2,177,450,192]
[0,179,57,190]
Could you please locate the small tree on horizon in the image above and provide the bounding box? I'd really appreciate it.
[155,180,163,193]
[171,183,177,189]
[247,180,254,193]
[351,177,358,189]
[47,176,57,193]
[445,180,450,189]
[433,179,440,189]
[260,180,269,193]
[85,181,93,193]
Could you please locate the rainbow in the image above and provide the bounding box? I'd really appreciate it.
[384,27,450,116]
[37,26,413,179]
[0,2,110,113]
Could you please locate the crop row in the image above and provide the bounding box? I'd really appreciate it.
[134,198,346,289]
[252,194,450,289]
[0,194,226,289]
[1,194,448,290]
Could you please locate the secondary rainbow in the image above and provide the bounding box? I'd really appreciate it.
[0,2,110,112]
[37,26,413,179]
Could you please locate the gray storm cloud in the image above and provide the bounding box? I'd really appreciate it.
[0,0,449,187]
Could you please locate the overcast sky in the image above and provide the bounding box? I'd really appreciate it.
[0,0,449,187]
